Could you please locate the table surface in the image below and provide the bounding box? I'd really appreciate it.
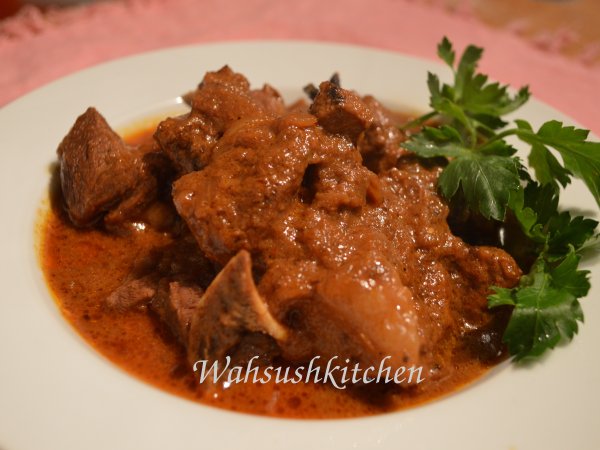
[1,0,599,133]
[5,0,598,59]
[471,0,600,63]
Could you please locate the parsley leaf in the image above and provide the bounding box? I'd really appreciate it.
[494,181,597,359]
[405,38,530,220]
[528,143,572,189]
[509,182,598,251]
[438,154,520,220]
[406,37,600,361]
[489,253,587,361]
[437,36,455,67]
[503,119,600,208]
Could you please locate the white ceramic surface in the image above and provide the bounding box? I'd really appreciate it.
[0,41,598,450]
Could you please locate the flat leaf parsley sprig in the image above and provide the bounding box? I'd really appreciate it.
[404,37,600,361]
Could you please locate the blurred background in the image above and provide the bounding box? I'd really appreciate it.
[1,0,599,133]
[2,0,598,63]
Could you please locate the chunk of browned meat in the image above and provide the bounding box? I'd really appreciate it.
[104,231,215,316]
[57,107,156,227]
[172,112,318,265]
[151,279,203,344]
[309,81,375,142]
[189,66,265,130]
[368,160,521,369]
[265,248,422,375]
[171,104,428,375]
[106,276,156,311]
[153,114,216,174]
[249,84,286,116]
[154,66,285,174]
[165,72,523,384]
[172,94,521,383]
[187,250,287,365]
[310,83,408,172]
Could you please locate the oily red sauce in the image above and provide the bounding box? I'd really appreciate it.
[40,123,503,419]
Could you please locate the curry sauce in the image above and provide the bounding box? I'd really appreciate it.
[41,121,511,419]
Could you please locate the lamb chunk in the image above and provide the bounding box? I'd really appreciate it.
[262,250,423,379]
[104,153,165,229]
[310,85,408,172]
[315,260,421,368]
[357,96,408,172]
[172,115,313,264]
[198,64,250,91]
[186,250,288,365]
[309,81,375,142]
[358,161,522,375]
[105,232,214,315]
[154,114,216,173]
[249,84,286,116]
[180,66,248,107]
[190,65,273,132]
[57,107,155,227]
[155,66,279,174]
[105,276,156,311]
[151,279,202,344]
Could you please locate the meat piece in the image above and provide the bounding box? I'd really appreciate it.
[177,70,283,113]
[366,160,521,372]
[189,66,262,131]
[309,81,374,142]
[249,84,286,116]
[172,112,317,265]
[104,232,215,315]
[151,279,202,344]
[172,106,429,375]
[186,250,287,364]
[310,84,408,172]
[57,107,156,227]
[153,114,216,173]
[166,71,522,385]
[357,96,408,172]
[105,276,156,311]
[154,66,285,174]
[315,258,420,367]
[264,248,422,376]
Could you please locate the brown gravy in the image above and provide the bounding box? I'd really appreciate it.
[40,124,505,419]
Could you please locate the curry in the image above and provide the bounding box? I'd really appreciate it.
[40,67,520,418]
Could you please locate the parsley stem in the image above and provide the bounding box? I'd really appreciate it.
[401,111,437,131]
[484,128,521,146]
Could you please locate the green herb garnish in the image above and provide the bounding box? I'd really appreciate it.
[404,37,599,361]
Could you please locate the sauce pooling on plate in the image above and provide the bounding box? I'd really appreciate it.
[40,67,519,418]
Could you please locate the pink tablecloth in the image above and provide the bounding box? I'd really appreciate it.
[1,0,599,134]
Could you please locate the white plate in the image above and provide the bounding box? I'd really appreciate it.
[0,41,598,450]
